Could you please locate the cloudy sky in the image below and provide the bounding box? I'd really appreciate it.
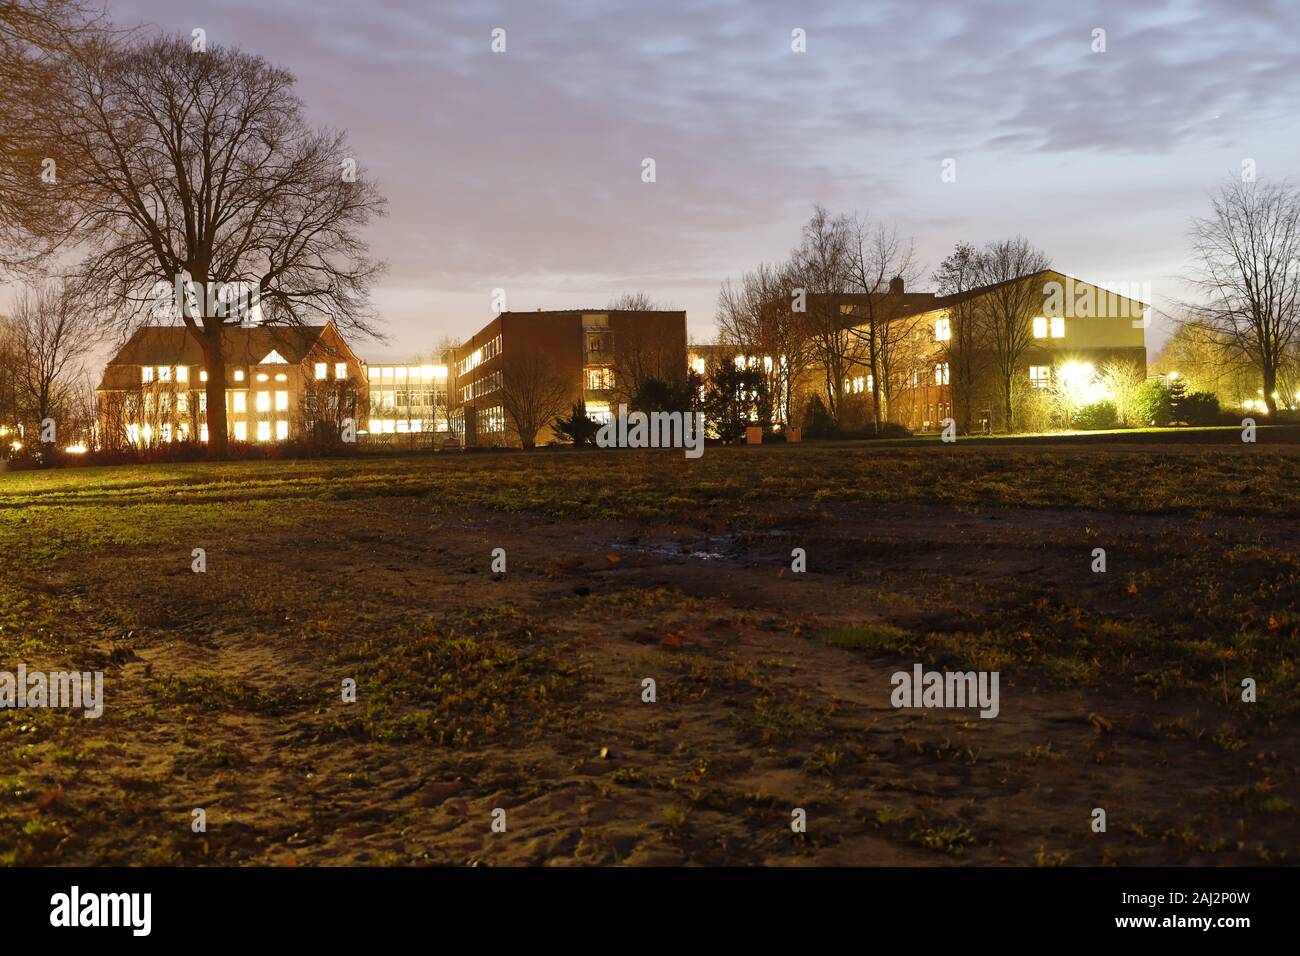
[105,0,1300,360]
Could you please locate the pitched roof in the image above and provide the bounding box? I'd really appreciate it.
[105,324,330,367]
[97,324,336,390]
[934,269,1151,311]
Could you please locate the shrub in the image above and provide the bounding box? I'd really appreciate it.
[1013,387,1057,433]
[800,395,840,439]
[553,403,600,446]
[1179,391,1221,426]
[1133,379,1173,426]
[1072,400,1119,430]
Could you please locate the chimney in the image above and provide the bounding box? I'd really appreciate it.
[889,275,905,295]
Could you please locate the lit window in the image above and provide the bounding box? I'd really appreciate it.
[234,421,247,441]
[127,423,140,444]
[275,390,288,411]
[199,370,208,382]
[368,418,381,433]
[935,317,951,342]
[336,363,347,380]
[691,357,706,375]
[274,373,287,382]
[934,363,950,385]
[142,367,154,383]
[1029,366,1051,389]
[233,392,247,413]
[234,370,245,381]
[200,424,208,443]
[315,362,327,380]
[256,391,271,412]
[199,393,207,412]
[159,366,172,382]
[161,423,172,443]
[1050,316,1065,338]
[177,366,189,382]
[256,421,271,442]
[177,392,188,414]
[276,420,288,440]
[1033,316,1048,338]
[256,373,268,382]
[585,367,614,390]
[421,365,437,380]
[381,366,393,380]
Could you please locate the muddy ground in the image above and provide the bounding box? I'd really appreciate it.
[0,446,1296,865]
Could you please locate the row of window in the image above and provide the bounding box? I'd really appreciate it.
[368,365,446,382]
[479,405,505,434]
[366,418,446,434]
[908,363,951,387]
[313,362,350,381]
[460,370,502,403]
[370,388,445,410]
[142,364,349,385]
[125,420,289,444]
[932,315,1067,342]
[457,335,502,378]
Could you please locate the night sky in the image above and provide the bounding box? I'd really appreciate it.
[64,0,1300,358]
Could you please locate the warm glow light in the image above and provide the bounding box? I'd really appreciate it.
[63,444,88,454]
[1056,360,1109,413]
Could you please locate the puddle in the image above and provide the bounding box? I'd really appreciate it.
[610,538,734,561]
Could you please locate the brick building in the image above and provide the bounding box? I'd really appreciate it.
[446,309,687,447]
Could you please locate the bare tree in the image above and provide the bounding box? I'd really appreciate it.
[40,34,385,457]
[715,260,811,427]
[0,0,100,269]
[933,242,984,432]
[845,214,925,429]
[0,313,21,430]
[607,291,662,312]
[975,237,1052,431]
[10,279,98,453]
[499,350,571,449]
[1185,178,1300,415]
[791,205,856,419]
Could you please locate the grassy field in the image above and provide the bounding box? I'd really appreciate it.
[1,438,1297,865]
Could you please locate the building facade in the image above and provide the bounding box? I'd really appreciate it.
[891,270,1148,432]
[363,362,450,439]
[96,323,366,447]
[446,309,687,446]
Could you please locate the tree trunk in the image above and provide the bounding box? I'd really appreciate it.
[202,329,229,459]
[1263,363,1278,415]
[1003,376,1014,433]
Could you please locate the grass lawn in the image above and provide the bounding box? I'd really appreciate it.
[0,438,1297,865]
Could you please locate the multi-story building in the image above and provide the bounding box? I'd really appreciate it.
[892,270,1148,432]
[446,309,687,446]
[96,323,366,446]
[362,361,450,438]
[698,272,1147,434]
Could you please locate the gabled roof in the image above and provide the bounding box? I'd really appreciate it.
[105,324,330,368]
[934,269,1151,311]
[97,324,338,390]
